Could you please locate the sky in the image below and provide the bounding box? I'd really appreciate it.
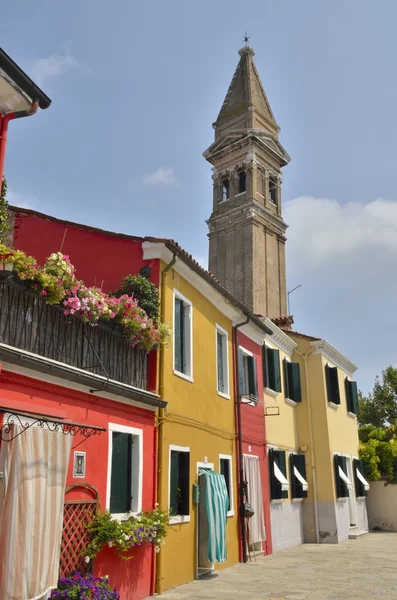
[2,0,397,394]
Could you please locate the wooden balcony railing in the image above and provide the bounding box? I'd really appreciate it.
[0,276,148,390]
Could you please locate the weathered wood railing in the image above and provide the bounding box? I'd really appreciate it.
[0,276,148,389]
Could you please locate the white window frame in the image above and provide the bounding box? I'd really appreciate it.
[106,423,143,520]
[326,362,340,410]
[346,376,358,419]
[219,454,234,517]
[239,345,256,404]
[169,444,191,524]
[216,324,230,399]
[173,289,193,382]
[283,356,298,407]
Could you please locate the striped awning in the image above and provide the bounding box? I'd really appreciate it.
[199,469,229,564]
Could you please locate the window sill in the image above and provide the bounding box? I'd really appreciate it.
[169,515,191,525]
[265,387,279,398]
[110,510,141,522]
[291,498,304,503]
[337,497,348,502]
[347,411,357,419]
[256,192,265,199]
[328,402,340,409]
[285,398,297,407]
[227,510,235,518]
[173,370,194,383]
[217,391,230,400]
[218,199,229,205]
[270,498,284,504]
[235,191,246,198]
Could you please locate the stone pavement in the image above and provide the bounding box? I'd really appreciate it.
[155,533,397,600]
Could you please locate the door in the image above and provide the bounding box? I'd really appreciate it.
[196,463,213,578]
[345,457,358,527]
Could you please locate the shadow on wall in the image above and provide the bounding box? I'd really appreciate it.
[94,543,152,600]
[367,481,397,532]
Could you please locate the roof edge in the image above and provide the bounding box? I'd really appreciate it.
[0,48,51,109]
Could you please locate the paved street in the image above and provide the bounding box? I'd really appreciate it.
[155,533,397,600]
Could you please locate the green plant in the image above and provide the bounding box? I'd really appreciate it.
[82,507,168,561]
[113,274,160,321]
[49,572,119,599]
[359,424,397,483]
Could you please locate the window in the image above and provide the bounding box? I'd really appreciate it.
[353,459,370,497]
[174,291,193,380]
[283,358,302,403]
[107,424,142,518]
[263,346,282,393]
[216,325,229,397]
[220,454,234,516]
[238,170,246,194]
[325,365,340,405]
[221,178,229,202]
[269,175,278,205]
[269,449,289,500]
[334,454,352,499]
[290,453,308,499]
[169,446,190,521]
[345,378,359,415]
[238,347,258,400]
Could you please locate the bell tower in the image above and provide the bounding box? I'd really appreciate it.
[204,45,290,319]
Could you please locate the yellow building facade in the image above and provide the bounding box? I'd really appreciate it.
[142,241,270,592]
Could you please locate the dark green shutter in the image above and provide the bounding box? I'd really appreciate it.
[268,448,279,500]
[178,452,190,515]
[283,358,289,399]
[277,450,288,499]
[350,381,359,415]
[290,454,307,499]
[345,377,352,412]
[262,345,269,389]
[326,365,340,404]
[217,332,224,392]
[238,349,246,396]
[353,458,367,497]
[174,299,184,373]
[267,349,281,393]
[334,454,349,498]
[248,356,258,397]
[288,363,302,402]
[110,432,132,514]
[170,450,179,515]
[220,459,231,511]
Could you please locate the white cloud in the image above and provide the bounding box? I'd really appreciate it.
[32,47,78,86]
[285,196,397,268]
[142,167,178,187]
[284,195,397,395]
[7,190,38,210]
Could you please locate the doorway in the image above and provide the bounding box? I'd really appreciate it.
[345,457,357,528]
[196,462,214,578]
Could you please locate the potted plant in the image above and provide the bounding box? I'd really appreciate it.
[50,572,119,599]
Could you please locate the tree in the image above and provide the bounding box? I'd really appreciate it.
[358,366,397,427]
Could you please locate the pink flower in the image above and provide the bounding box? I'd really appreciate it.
[42,290,47,296]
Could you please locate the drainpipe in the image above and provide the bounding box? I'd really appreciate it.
[0,100,39,186]
[154,254,177,596]
[295,347,319,543]
[233,313,252,564]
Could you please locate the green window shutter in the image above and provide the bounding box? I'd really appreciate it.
[334,455,349,498]
[110,432,132,514]
[238,349,246,396]
[268,448,280,500]
[288,363,302,402]
[170,450,179,515]
[283,358,290,399]
[262,344,269,389]
[217,332,224,393]
[326,365,340,404]
[174,299,184,373]
[248,356,258,397]
[290,454,307,499]
[277,450,288,499]
[353,458,366,498]
[350,381,359,415]
[220,459,231,511]
[267,349,281,393]
[178,451,190,515]
[345,377,352,412]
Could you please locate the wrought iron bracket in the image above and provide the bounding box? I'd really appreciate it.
[0,411,106,449]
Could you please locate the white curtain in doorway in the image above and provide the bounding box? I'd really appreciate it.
[0,424,72,600]
[243,455,266,544]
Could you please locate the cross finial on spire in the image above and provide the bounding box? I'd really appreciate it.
[243,31,250,46]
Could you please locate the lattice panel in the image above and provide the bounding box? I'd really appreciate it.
[59,501,97,578]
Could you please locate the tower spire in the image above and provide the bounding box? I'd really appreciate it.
[204,46,291,319]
